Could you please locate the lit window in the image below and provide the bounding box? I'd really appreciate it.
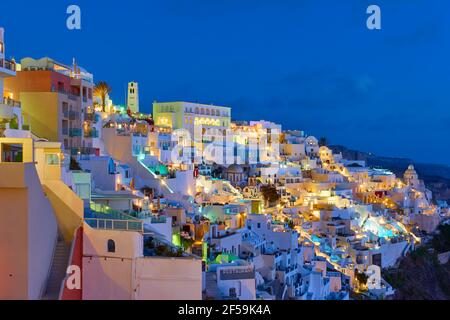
[46,154,60,165]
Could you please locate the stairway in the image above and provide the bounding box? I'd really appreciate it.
[42,233,71,300]
[42,180,83,243]
[204,272,221,299]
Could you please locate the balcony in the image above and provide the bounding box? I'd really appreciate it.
[69,128,82,137]
[1,97,21,108]
[69,110,80,120]
[150,215,167,224]
[0,58,16,74]
[84,128,98,138]
[68,94,79,101]
[85,206,143,232]
[71,147,99,156]
[50,87,80,100]
[84,112,97,122]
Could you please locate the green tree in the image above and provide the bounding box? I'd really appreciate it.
[355,269,369,286]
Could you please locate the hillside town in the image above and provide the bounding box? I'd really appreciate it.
[1,27,449,300]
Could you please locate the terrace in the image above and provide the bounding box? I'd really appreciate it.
[84,206,143,232]
[0,58,16,73]
[1,97,21,108]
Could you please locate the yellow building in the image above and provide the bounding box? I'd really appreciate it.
[0,137,83,299]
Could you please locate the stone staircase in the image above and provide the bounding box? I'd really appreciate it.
[42,233,71,300]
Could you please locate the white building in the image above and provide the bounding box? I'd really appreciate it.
[216,264,256,300]
[127,82,139,113]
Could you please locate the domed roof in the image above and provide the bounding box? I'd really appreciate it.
[226,164,244,173]
[408,164,415,170]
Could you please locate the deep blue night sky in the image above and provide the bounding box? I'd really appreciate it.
[1,0,449,165]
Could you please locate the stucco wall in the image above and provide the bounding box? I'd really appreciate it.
[26,164,58,299]
[0,162,57,299]
[0,187,29,299]
[82,226,142,300]
[135,257,202,300]
[82,256,134,300]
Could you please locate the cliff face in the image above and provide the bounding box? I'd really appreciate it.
[384,249,450,300]
[330,145,450,203]
[383,225,450,300]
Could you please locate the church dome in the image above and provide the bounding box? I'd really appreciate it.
[226,164,244,174]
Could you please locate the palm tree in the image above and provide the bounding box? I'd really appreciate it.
[93,81,112,112]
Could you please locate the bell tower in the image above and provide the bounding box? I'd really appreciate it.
[127,81,139,113]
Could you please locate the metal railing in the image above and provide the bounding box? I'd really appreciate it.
[0,58,16,72]
[70,147,99,156]
[84,129,98,138]
[84,112,96,122]
[68,94,79,101]
[69,128,82,137]
[1,97,21,107]
[68,110,80,120]
[84,218,143,233]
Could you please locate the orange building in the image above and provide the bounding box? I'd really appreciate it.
[5,57,98,155]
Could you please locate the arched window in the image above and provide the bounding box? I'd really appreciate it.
[107,239,116,253]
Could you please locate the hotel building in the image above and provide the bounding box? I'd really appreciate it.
[5,57,98,156]
[153,101,231,137]
[153,101,232,163]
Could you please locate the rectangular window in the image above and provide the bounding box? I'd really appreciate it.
[1,143,23,162]
[46,154,60,165]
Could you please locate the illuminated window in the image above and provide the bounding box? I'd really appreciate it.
[1,143,23,162]
[46,154,60,165]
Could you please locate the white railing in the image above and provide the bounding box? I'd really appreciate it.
[1,97,21,107]
[85,218,143,233]
[0,58,16,72]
